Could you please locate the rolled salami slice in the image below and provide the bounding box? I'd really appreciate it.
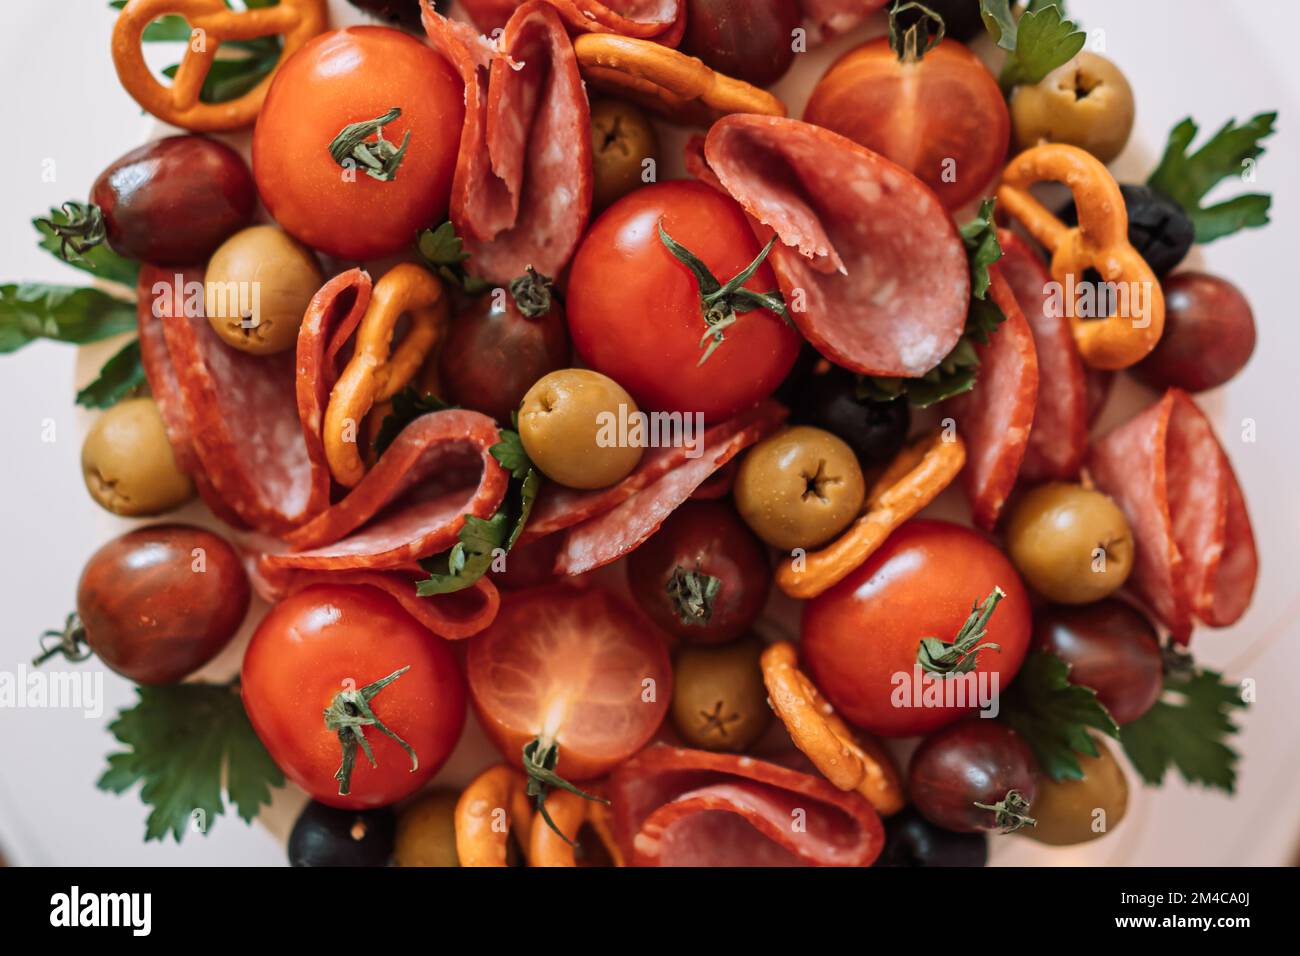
[801,0,891,44]
[457,0,685,45]
[423,1,592,284]
[608,744,884,866]
[1087,389,1258,643]
[953,266,1040,531]
[702,115,969,378]
[999,230,1088,483]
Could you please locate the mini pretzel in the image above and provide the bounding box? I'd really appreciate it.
[573,34,785,127]
[997,144,1165,370]
[111,0,327,132]
[455,764,535,867]
[776,429,966,599]
[324,263,449,488]
[528,784,624,867]
[761,642,905,816]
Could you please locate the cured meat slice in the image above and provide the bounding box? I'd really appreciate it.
[1087,390,1258,643]
[998,230,1088,483]
[953,266,1040,530]
[266,409,509,571]
[458,0,685,45]
[802,0,891,44]
[422,1,592,284]
[608,745,884,867]
[702,115,969,377]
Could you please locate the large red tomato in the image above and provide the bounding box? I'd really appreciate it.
[241,584,466,809]
[252,27,464,260]
[467,584,672,781]
[801,520,1031,737]
[566,179,800,423]
[803,36,1009,211]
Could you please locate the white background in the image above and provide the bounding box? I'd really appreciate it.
[1,0,1298,866]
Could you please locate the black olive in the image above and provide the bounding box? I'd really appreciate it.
[893,0,986,44]
[346,0,446,30]
[792,365,910,465]
[1060,183,1195,277]
[875,806,989,867]
[288,802,396,867]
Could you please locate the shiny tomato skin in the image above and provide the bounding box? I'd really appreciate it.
[566,180,800,423]
[803,38,1009,211]
[466,585,672,780]
[252,27,463,260]
[241,584,466,810]
[801,520,1032,737]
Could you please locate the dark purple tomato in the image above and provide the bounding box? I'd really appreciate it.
[89,136,256,265]
[491,533,563,592]
[75,525,250,684]
[627,500,771,645]
[793,365,910,464]
[682,0,802,87]
[346,0,446,30]
[440,275,570,424]
[1034,600,1163,725]
[876,806,988,867]
[1133,272,1256,393]
[909,721,1039,833]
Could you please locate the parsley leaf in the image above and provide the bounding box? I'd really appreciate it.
[416,221,493,295]
[999,651,1120,781]
[34,207,140,287]
[77,337,146,409]
[1147,113,1278,243]
[0,284,136,354]
[982,1,1086,91]
[1121,658,1246,793]
[98,682,283,843]
[372,387,456,457]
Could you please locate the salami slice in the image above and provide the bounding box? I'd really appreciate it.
[953,266,1039,531]
[423,1,592,284]
[457,0,685,45]
[801,0,891,44]
[998,231,1088,483]
[1086,390,1258,643]
[702,115,969,377]
[608,745,884,866]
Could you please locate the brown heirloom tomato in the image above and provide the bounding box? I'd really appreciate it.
[681,0,803,87]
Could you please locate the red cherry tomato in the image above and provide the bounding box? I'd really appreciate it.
[241,584,466,810]
[801,520,1032,737]
[566,180,800,422]
[626,500,771,645]
[252,27,464,260]
[466,585,672,780]
[908,720,1040,833]
[803,36,1009,210]
[1132,272,1256,393]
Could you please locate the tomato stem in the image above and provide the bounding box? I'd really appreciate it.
[509,266,556,318]
[888,1,946,63]
[666,566,722,627]
[328,107,411,183]
[324,665,419,796]
[36,201,106,263]
[32,612,91,666]
[522,736,609,848]
[973,788,1037,832]
[916,587,1005,676]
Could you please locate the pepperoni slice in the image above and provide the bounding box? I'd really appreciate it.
[702,115,969,377]
[423,1,592,284]
[801,0,891,44]
[1086,389,1258,642]
[952,265,1040,530]
[608,745,884,866]
[456,0,686,44]
[998,230,1089,483]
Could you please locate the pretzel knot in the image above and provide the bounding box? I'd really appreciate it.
[997,143,1165,370]
[111,0,327,132]
[573,33,785,127]
[761,642,905,816]
[454,765,535,867]
[324,263,449,488]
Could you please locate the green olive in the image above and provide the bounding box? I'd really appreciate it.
[1005,482,1133,604]
[589,97,659,210]
[393,789,460,867]
[733,425,865,551]
[204,225,323,355]
[671,638,772,752]
[1021,738,1129,846]
[518,369,644,489]
[1010,52,1135,164]
[81,397,194,516]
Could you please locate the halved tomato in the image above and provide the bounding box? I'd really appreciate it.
[466,585,672,781]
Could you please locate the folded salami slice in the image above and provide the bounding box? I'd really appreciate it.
[608,745,884,867]
[1087,390,1258,643]
[998,231,1088,483]
[423,1,592,284]
[953,266,1039,530]
[703,115,969,378]
[458,0,685,45]
[802,0,891,44]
